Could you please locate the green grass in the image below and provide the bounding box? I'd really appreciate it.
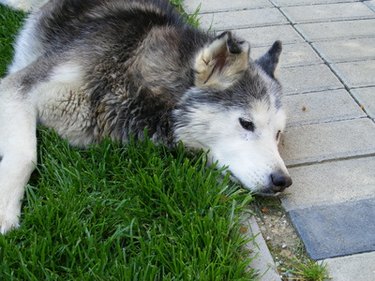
[0,3,257,280]
[169,0,200,27]
[1,130,255,280]
[0,5,24,75]
[291,260,330,281]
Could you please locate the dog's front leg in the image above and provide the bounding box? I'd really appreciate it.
[0,76,37,234]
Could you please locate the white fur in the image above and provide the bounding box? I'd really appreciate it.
[0,76,37,233]
[8,11,43,73]
[0,60,95,233]
[50,62,84,83]
[37,62,96,147]
[0,0,44,233]
[175,92,289,194]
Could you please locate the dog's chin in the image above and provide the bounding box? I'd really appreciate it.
[254,191,282,197]
[229,175,282,197]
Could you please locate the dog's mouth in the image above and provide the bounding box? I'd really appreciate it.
[229,174,284,197]
[254,191,283,197]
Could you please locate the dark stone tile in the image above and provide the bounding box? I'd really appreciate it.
[288,198,375,260]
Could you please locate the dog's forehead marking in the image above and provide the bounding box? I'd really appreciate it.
[247,97,285,132]
[251,99,271,125]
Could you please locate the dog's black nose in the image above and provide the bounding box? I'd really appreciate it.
[270,172,292,192]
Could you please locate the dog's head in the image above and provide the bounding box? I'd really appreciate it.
[173,32,291,195]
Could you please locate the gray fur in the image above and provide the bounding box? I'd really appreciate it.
[9,0,283,147]
[0,0,291,233]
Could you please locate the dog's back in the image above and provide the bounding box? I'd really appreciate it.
[9,0,209,145]
[36,0,184,54]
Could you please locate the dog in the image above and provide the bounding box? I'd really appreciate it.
[0,0,292,234]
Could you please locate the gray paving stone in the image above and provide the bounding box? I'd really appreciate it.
[280,118,375,166]
[198,8,288,31]
[272,0,357,7]
[351,87,375,118]
[281,157,375,211]
[279,64,343,95]
[282,3,374,24]
[295,19,375,42]
[332,60,375,88]
[324,251,375,281]
[245,216,282,281]
[184,0,272,14]
[313,38,375,63]
[252,43,323,68]
[234,25,304,47]
[288,198,375,260]
[283,89,365,126]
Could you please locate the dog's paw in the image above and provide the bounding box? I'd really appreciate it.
[0,203,21,234]
[0,216,20,234]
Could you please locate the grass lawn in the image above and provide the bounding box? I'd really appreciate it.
[0,3,257,280]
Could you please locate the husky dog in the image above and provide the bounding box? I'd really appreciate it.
[0,0,292,233]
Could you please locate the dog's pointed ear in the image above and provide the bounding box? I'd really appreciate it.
[256,41,282,78]
[194,31,250,89]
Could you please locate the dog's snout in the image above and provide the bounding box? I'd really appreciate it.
[270,172,292,192]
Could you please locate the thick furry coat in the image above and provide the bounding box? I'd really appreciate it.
[0,0,291,234]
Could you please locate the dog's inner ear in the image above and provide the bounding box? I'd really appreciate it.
[255,40,282,79]
[194,31,250,90]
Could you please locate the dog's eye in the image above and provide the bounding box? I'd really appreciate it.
[276,130,281,140]
[239,118,255,132]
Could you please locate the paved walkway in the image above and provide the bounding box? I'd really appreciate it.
[185,1,375,280]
